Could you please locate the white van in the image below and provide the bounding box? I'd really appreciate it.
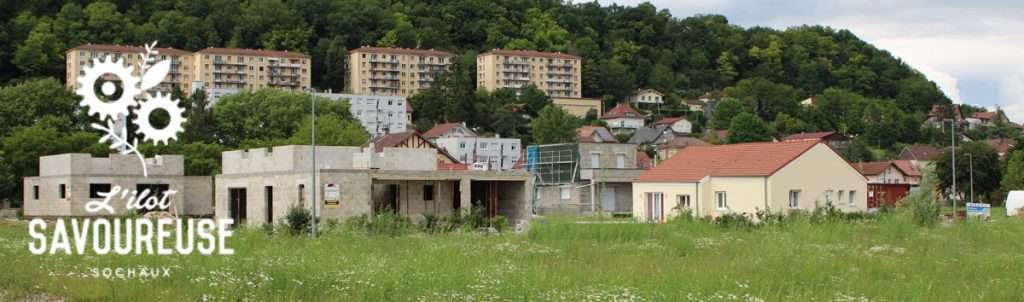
[1007,191,1024,217]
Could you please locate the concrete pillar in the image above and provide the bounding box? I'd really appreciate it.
[459,177,472,215]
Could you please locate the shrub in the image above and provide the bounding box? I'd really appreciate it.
[488,216,510,232]
[346,211,413,236]
[901,194,940,227]
[285,205,312,235]
[16,208,23,220]
[713,213,756,229]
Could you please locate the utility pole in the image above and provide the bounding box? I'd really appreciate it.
[950,119,957,219]
[968,153,974,204]
[311,89,318,236]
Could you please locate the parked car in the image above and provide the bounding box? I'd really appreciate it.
[1007,191,1024,217]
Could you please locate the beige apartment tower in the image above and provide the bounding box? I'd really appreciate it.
[476,49,582,98]
[66,44,311,96]
[66,44,196,94]
[345,46,453,96]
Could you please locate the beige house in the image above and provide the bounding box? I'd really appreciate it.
[633,140,867,222]
[66,44,312,98]
[23,154,213,217]
[345,46,453,96]
[627,89,663,105]
[477,49,582,98]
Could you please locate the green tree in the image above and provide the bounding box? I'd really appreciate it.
[710,99,748,130]
[14,20,65,78]
[724,78,801,121]
[1002,151,1024,192]
[0,78,82,134]
[843,138,877,163]
[934,142,1002,203]
[530,105,581,144]
[289,115,369,146]
[726,112,773,144]
[213,89,351,147]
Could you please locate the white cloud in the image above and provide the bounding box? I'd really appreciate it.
[1000,73,1024,122]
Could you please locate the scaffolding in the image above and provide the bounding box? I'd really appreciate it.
[526,144,579,185]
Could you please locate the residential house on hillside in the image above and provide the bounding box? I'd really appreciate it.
[363,132,463,169]
[577,126,618,143]
[969,111,1008,129]
[800,96,817,107]
[683,99,704,112]
[652,117,693,135]
[855,161,918,208]
[633,140,867,222]
[698,91,724,117]
[781,131,850,153]
[627,125,672,145]
[986,138,1016,158]
[627,89,663,105]
[602,103,645,132]
[656,137,710,160]
[527,139,648,216]
[424,123,522,171]
[925,104,965,128]
[898,144,942,169]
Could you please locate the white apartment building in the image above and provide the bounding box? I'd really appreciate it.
[424,123,522,170]
[316,93,411,137]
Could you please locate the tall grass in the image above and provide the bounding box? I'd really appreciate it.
[1,207,1022,301]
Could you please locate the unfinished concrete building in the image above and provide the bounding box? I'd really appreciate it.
[22,153,213,217]
[214,145,532,226]
[526,142,647,216]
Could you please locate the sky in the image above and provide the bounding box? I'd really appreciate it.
[596,0,1024,122]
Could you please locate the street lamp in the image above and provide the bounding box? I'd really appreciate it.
[949,119,957,218]
[309,88,318,236]
[968,153,974,205]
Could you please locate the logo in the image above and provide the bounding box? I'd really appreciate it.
[78,41,186,177]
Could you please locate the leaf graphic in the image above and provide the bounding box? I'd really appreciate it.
[141,60,170,91]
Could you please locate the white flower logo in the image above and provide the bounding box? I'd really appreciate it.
[77,41,186,177]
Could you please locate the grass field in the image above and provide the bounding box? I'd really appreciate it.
[0,211,1022,302]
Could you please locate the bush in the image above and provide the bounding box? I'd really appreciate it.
[488,216,510,232]
[16,208,23,220]
[285,205,312,235]
[345,211,413,236]
[713,213,756,229]
[901,193,940,227]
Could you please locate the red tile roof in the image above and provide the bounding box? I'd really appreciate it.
[636,152,653,170]
[601,103,644,120]
[653,117,684,126]
[972,111,999,120]
[899,145,941,161]
[635,140,821,182]
[483,49,580,60]
[657,137,710,149]
[891,160,922,177]
[350,46,452,57]
[782,131,847,141]
[363,131,459,163]
[422,123,463,139]
[197,47,309,59]
[71,44,191,56]
[986,138,1016,155]
[855,161,895,176]
[577,126,616,143]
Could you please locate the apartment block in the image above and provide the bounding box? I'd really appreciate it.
[423,123,522,171]
[66,44,312,99]
[315,93,412,137]
[66,44,196,94]
[345,46,453,96]
[193,47,311,93]
[477,49,582,98]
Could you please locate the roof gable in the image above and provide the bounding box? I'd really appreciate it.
[782,131,847,142]
[601,103,644,120]
[577,126,616,143]
[899,145,941,161]
[422,123,474,139]
[635,140,820,182]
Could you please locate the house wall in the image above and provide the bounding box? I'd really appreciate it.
[316,93,409,137]
[579,143,637,170]
[769,144,867,212]
[671,120,693,134]
[864,166,908,184]
[435,137,522,170]
[605,117,644,129]
[552,97,602,118]
[632,182,699,221]
[535,185,591,215]
[374,179,458,219]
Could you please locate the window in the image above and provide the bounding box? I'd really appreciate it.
[824,190,834,206]
[423,185,435,201]
[849,191,857,206]
[646,192,664,222]
[677,194,691,208]
[616,153,626,169]
[591,152,601,168]
[298,184,305,205]
[560,186,571,200]
[33,185,39,200]
[838,190,846,205]
[59,184,67,199]
[265,186,274,223]
[89,184,112,199]
[715,192,728,210]
[789,190,801,209]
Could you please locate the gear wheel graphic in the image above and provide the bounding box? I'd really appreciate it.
[133,92,187,146]
[76,56,141,121]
